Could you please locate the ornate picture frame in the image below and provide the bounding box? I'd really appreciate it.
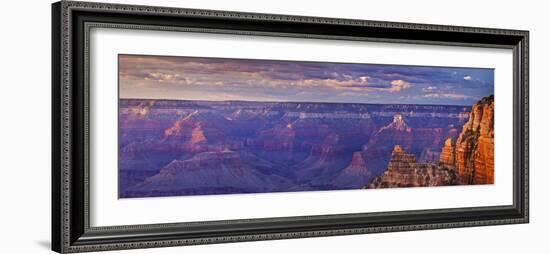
[52,1,529,253]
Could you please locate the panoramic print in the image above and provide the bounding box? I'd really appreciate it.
[118,54,494,198]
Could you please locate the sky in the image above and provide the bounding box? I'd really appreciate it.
[119,54,494,106]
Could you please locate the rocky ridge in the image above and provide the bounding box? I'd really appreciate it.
[455,95,494,184]
[331,152,373,188]
[118,99,475,197]
[367,96,494,188]
[366,145,457,188]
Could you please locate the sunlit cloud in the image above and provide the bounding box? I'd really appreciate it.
[145,72,179,82]
[388,80,411,92]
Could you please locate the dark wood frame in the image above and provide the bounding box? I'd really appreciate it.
[52,1,529,253]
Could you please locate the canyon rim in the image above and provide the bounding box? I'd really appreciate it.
[118,54,495,198]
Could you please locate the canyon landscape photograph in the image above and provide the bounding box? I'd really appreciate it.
[118,54,494,198]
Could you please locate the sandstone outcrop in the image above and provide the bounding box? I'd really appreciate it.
[439,138,455,166]
[367,96,494,189]
[455,95,494,184]
[366,145,457,188]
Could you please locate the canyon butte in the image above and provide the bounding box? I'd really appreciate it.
[118,95,494,198]
[367,95,494,188]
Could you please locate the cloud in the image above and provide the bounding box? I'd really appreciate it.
[119,54,493,105]
[422,86,437,92]
[146,72,179,82]
[298,77,410,93]
[423,93,472,100]
[388,80,411,92]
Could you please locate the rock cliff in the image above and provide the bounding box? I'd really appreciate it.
[366,96,494,189]
[366,145,457,188]
[118,99,474,197]
[455,95,494,184]
[439,138,455,166]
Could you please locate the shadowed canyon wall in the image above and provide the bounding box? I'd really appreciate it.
[118,97,493,198]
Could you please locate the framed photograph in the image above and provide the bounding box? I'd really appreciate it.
[52,1,529,253]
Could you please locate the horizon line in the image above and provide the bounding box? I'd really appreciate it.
[118,97,484,107]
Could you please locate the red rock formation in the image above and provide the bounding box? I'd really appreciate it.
[377,113,411,132]
[331,152,372,188]
[366,145,457,188]
[367,96,494,189]
[163,111,199,138]
[127,100,156,120]
[361,112,450,174]
[257,123,296,152]
[161,111,226,153]
[455,96,494,184]
[348,152,368,169]
[439,138,455,166]
[190,125,207,145]
[386,145,417,173]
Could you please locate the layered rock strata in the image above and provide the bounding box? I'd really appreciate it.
[366,145,457,188]
[439,138,455,166]
[367,96,494,189]
[331,152,372,188]
[455,95,494,184]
